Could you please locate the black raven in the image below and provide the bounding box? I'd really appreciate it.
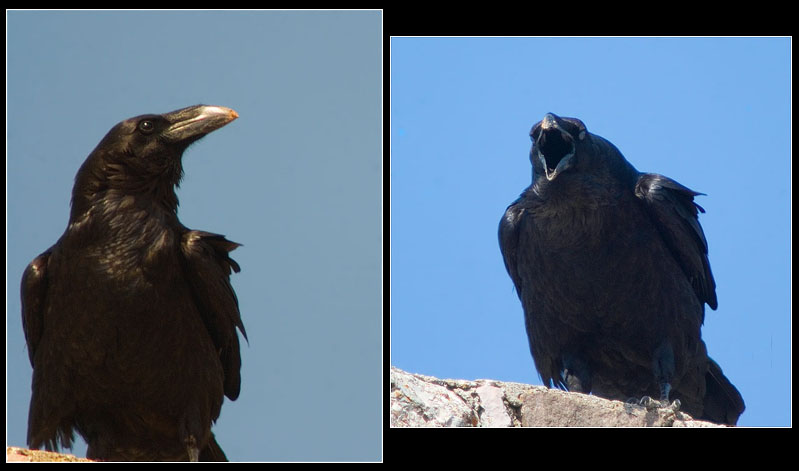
[499,113,744,425]
[21,105,246,460]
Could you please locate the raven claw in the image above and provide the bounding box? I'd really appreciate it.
[636,395,681,412]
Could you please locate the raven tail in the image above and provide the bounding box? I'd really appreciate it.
[701,357,745,425]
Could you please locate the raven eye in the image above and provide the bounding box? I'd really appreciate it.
[138,120,155,134]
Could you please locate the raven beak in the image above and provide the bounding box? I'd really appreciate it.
[535,113,577,181]
[162,105,239,143]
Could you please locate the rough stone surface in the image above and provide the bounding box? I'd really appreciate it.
[6,447,94,462]
[390,366,478,426]
[390,366,726,427]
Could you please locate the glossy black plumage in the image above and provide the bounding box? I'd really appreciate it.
[499,113,744,424]
[22,105,245,460]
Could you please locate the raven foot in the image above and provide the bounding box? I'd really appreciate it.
[626,396,681,412]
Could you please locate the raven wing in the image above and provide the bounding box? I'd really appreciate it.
[498,201,525,292]
[21,250,52,366]
[498,198,564,388]
[634,173,717,314]
[180,230,247,400]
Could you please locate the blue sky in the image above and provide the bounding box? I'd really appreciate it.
[390,37,790,427]
[7,11,382,460]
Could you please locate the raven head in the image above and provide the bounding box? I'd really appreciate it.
[71,105,238,218]
[110,105,239,178]
[529,113,587,181]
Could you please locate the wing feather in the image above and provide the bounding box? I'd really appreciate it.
[181,230,246,400]
[635,173,717,313]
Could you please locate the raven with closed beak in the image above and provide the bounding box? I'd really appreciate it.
[499,113,744,425]
[22,105,246,460]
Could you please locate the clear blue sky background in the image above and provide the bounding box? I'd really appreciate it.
[390,37,790,427]
[7,11,382,460]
